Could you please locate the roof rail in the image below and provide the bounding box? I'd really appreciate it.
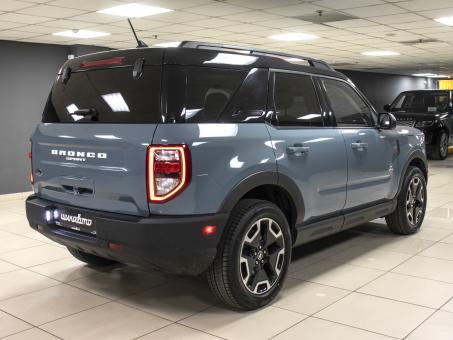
[179,41,333,71]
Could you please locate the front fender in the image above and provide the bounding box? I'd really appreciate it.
[397,149,428,196]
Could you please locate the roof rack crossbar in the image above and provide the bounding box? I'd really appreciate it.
[179,41,333,70]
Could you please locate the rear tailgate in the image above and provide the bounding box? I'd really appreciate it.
[31,49,163,216]
[32,124,156,216]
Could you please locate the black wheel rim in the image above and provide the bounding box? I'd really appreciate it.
[406,176,425,225]
[239,218,285,295]
[440,133,448,157]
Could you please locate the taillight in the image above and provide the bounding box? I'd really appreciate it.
[147,145,191,202]
[28,147,33,185]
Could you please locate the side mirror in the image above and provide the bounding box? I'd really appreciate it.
[383,104,391,112]
[379,112,397,130]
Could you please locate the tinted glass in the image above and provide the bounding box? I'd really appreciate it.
[219,68,268,123]
[391,92,450,113]
[273,73,322,126]
[390,94,405,111]
[322,78,373,126]
[182,67,247,123]
[43,66,161,123]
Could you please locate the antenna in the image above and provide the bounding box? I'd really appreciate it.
[127,18,148,48]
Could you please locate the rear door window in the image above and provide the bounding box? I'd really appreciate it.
[43,66,162,123]
[272,72,323,126]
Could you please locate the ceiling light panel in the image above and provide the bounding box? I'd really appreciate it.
[53,30,109,38]
[97,3,173,18]
[435,16,453,26]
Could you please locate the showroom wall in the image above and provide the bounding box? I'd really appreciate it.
[0,40,69,195]
[0,40,110,195]
[340,70,433,112]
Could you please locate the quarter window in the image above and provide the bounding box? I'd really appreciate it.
[322,78,374,127]
[164,66,252,123]
[184,67,246,123]
[273,72,322,126]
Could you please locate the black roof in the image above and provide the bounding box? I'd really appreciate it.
[179,41,332,70]
[60,41,347,81]
[400,89,452,94]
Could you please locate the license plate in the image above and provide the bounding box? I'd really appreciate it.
[55,208,97,235]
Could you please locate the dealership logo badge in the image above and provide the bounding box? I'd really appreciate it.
[50,149,107,162]
[60,213,93,227]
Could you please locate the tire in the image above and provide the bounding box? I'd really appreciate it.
[385,166,427,235]
[207,199,292,310]
[67,247,117,267]
[430,130,449,160]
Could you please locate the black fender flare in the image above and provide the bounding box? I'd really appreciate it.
[397,150,428,196]
[218,171,305,225]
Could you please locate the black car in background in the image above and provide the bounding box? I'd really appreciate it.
[385,90,453,160]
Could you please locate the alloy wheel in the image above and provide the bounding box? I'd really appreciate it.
[239,218,285,295]
[406,176,425,225]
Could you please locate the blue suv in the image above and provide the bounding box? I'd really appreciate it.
[26,42,428,310]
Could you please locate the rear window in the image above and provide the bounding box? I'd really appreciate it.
[43,66,161,123]
[43,65,265,124]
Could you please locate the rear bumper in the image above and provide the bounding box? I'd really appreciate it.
[25,195,228,275]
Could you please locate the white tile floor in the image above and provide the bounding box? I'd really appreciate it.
[0,157,453,340]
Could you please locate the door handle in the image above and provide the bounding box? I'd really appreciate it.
[351,142,368,150]
[287,144,310,156]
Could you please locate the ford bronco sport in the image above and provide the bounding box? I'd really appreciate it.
[384,90,453,160]
[26,42,428,310]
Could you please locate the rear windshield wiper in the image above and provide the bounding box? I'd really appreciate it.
[68,108,98,121]
[69,108,98,117]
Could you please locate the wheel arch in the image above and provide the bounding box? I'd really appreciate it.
[218,172,304,241]
[398,151,428,196]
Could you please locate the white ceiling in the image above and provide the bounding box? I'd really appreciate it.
[2,0,453,75]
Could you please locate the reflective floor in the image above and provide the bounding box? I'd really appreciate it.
[1,157,453,340]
